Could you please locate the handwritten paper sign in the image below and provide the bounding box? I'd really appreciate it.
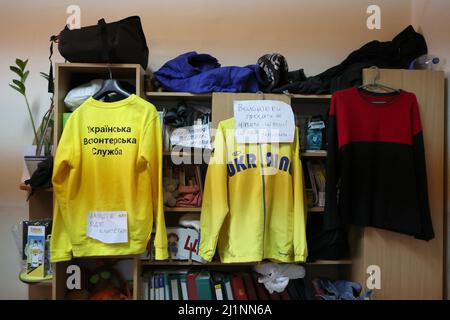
[86,211,128,244]
[170,124,212,149]
[234,100,295,143]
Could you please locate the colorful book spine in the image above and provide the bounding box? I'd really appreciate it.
[180,274,189,300]
[231,275,248,300]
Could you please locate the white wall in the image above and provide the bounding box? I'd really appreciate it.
[411,0,450,299]
[0,0,416,299]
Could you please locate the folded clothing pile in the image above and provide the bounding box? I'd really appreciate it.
[176,166,203,208]
[267,25,427,94]
[154,51,264,93]
[312,278,372,300]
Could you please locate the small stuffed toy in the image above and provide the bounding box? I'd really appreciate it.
[163,177,179,207]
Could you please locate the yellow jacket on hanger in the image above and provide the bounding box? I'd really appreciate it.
[51,94,168,262]
[199,118,308,263]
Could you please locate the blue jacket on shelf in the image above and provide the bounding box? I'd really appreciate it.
[154,51,263,93]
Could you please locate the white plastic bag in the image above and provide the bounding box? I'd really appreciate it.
[64,79,103,111]
[254,262,306,293]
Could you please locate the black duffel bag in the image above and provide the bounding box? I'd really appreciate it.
[53,16,148,69]
[47,16,148,93]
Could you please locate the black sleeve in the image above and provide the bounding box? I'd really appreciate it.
[324,96,342,230]
[412,132,434,241]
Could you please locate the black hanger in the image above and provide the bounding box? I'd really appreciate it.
[92,66,131,100]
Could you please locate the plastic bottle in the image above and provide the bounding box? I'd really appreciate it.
[409,54,440,70]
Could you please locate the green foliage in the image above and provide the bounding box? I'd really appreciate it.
[9,59,54,156]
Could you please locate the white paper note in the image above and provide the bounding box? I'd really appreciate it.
[170,124,212,149]
[234,100,295,144]
[86,211,128,244]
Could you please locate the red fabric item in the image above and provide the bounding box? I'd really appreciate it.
[178,185,200,194]
[176,166,203,207]
[329,87,423,148]
[187,273,198,300]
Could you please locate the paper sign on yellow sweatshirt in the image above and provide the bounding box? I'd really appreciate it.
[51,94,168,262]
[199,118,308,263]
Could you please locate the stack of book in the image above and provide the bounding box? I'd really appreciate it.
[305,160,326,208]
[141,270,312,300]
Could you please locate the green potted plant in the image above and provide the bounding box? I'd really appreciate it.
[9,58,54,175]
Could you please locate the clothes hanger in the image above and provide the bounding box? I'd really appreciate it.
[358,66,400,93]
[92,66,131,100]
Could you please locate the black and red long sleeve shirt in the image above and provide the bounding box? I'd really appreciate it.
[324,86,434,241]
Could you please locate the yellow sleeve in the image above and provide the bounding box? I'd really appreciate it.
[142,116,168,260]
[199,123,229,262]
[50,119,77,262]
[292,128,308,262]
[50,203,73,262]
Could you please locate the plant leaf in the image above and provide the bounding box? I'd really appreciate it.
[16,59,25,70]
[10,66,23,77]
[12,79,25,94]
[9,84,24,95]
[21,70,30,83]
[40,72,49,80]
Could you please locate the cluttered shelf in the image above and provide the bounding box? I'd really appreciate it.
[19,183,53,192]
[141,260,352,266]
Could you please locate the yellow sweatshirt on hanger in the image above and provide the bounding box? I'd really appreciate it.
[199,118,308,263]
[51,94,168,262]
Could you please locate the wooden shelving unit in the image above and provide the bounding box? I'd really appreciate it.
[18,66,443,300]
[32,87,337,300]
